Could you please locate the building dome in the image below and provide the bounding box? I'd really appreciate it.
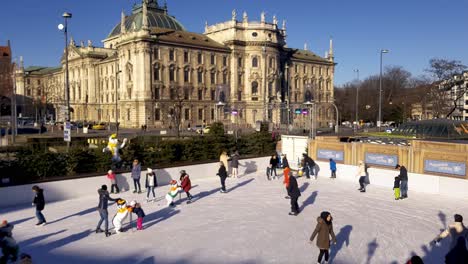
[108,0,185,38]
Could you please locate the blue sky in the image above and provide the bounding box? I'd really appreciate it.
[1,0,467,85]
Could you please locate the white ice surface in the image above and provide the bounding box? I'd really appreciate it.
[1,169,467,264]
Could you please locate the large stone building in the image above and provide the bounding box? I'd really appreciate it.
[15,0,336,128]
[0,41,12,116]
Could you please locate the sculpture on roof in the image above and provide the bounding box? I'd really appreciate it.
[273,15,278,25]
[87,40,92,47]
[232,9,237,21]
[243,11,248,23]
[261,11,266,23]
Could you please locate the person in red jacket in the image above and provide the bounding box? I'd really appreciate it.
[283,166,291,199]
[179,170,193,202]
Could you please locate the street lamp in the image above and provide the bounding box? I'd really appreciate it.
[304,100,314,139]
[115,62,122,134]
[354,68,360,132]
[378,49,389,131]
[59,12,72,148]
[215,101,226,122]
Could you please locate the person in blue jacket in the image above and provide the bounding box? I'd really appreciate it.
[329,158,337,179]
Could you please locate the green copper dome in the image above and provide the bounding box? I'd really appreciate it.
[108,0,185,38]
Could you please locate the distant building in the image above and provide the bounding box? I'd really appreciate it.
[439,72,468,121]
[15,0,336,128]
[0,41,12,116]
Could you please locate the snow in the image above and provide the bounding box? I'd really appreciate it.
[2,166,468,264]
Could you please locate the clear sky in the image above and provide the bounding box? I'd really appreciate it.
[1,0,467,85]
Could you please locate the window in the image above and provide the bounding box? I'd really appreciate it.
[295,65,298,72]
[184,88,190,100]
[127,109,131,121]
[184,109,190,120]
[238,74,242,85]
[169,68,175,82]
[304,65,307,74]
[326,68,329,76]
[223,72,227,84]
[211,89,215,100]
[319,67,322,76]
[170,89,175,100]
[155,87,160,100]
[210,72,215,84]
[198,71,203,83]
[198,109,203,120]
[155,109,161,121]
[38,80,41,85]
[184,70,189,83]
[153,47,159,60]
[211,108,215,120]
[128,50,131,60]
[268,82,273,97]
[238,57,242,67]
[269,57,274,68]
[295,79,299,90]
[184,51,189,63]
[169,50,175,61]
[237,91,242,101]
[153,67,160,81]
[27,79,30,85]
[211,54,215,65]
[169,108,174,116]
[198,89,203,100]
[197,53,203,64]
[251,81,259,95]
[223,56,227,66]
[252,57,258,68]
[294,93,298,102]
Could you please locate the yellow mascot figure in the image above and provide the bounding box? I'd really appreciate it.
[112,199,133,234]
[103,134,128,162]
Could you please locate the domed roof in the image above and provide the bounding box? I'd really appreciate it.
[108,0,185,38]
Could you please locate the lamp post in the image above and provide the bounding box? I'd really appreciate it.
[330,102,340,134]
[285,64,290,134]
[354,68,360,132]
[115,62,121,134]
[262,44,268,121]
[215,101,225,122]
[304,100,314,138]
[58,12,72,147]
[378,49,389,131]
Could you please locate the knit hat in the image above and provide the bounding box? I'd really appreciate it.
[147,168,153,173]
[454,214,463,223]
[101,185,107,191]
[108,170,113,174]
[0,220,7,228]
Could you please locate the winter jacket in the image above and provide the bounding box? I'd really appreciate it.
[270,157,279,168]
[220,153,229,168]
[436,222,468,250]
[445,237,468,264]
[0,223,13,239]
[310,217,337,249]
[97,188,116,210]
[230,154,240,168]
[329,160,337,171]
[180,175,192,192]
[303,155,315,167]
[107,172,116,184]
[33,188,45,211]
[131,163,141,179]
[282,157,289,169]
[217,165,228,178]
[399,166,408,181]
[356,164,366,177]
[145,172,158,188]
[133,206,146,218]
[393,177,401,189]
[287,176,301,198]
[283,167,291,188]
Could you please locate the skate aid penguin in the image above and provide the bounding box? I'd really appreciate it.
[112,199,133,233]
[165,180,181,207]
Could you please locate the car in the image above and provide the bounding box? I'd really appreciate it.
[92,123,107,130]
[203,126,211,134]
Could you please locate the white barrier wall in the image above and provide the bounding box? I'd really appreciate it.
[316,161,465,198]
[0,157,270,208]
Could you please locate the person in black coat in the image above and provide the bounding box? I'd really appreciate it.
[96,185,117,237]
[302,153,315,179]
[269,154,279,179]
[282,154,289,169]
[217,162,228,193]
[287,175,301,215]
[32,185,46,226]
[445,237,468,264]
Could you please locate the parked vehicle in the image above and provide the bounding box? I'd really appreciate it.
[92,123,107,130]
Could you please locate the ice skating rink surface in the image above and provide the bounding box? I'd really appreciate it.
[2,170,467,264]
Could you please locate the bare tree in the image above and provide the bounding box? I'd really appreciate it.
[170,85,190,138]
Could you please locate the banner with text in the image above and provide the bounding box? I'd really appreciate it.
[317,149,344,161]
[365,153,398,167]
[424,160,466,177]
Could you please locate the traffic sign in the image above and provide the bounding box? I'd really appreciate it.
[64,122,71,142]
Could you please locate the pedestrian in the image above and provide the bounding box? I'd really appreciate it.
[432,214,468,250]
[329,158,337,179]
[287,174,301,215]
[283,166,291,199]
[32,185,46,226]
[445,237,468,264]
[96,185,116,237]
[130,201,146,231]
[107,170,120,193]
[302,153,316,179]
[220,150,229,176]
[395,164,408,199]
[356,161,367,193]
[165,180,181,207]
[145,168,158,202]
[405,255,424,264]
[313,163,320,180]
[309,211,337,264]
[0,220,19,263]
[230,151,240,179]
[179,170,193,202]
[393,176,401,200]
[282,154,289,169]
[131,159,142,193]
[217,161,228,193]
[268,154,279,180]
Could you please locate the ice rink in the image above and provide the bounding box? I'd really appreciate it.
[2,168,467,264]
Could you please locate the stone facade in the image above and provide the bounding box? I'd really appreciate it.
[15,0,336,128]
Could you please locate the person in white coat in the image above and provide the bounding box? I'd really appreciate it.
[356,160,367,192]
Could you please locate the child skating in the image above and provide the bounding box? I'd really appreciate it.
[179,170,193,203]
[130,201,146,230]
[393,176,401,200]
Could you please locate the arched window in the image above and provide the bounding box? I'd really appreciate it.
[252,57,258,68]
[251,81,258,95]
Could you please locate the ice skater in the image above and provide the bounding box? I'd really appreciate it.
[283,165,291,199]
[393,176,401,200]
[230,151,240,178]
[329,158,337,179]
[356,161,367,192]
[179,170,193,202]
[282,154,289,169]
[165,180,181,207]
[107,170,120,193]
[395,164,408,199]
[302,153,315,179]
[268,154,279,180]
[145,168,158,202]
[217,161,228,193]
[0,220,19,263]
[309,211,337,264]
[131,159,142,193]
[432,214,468,250]
[287,174,301,216]
[130,201,146,230]
[32,185,46,226]
[96,185,117,237]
